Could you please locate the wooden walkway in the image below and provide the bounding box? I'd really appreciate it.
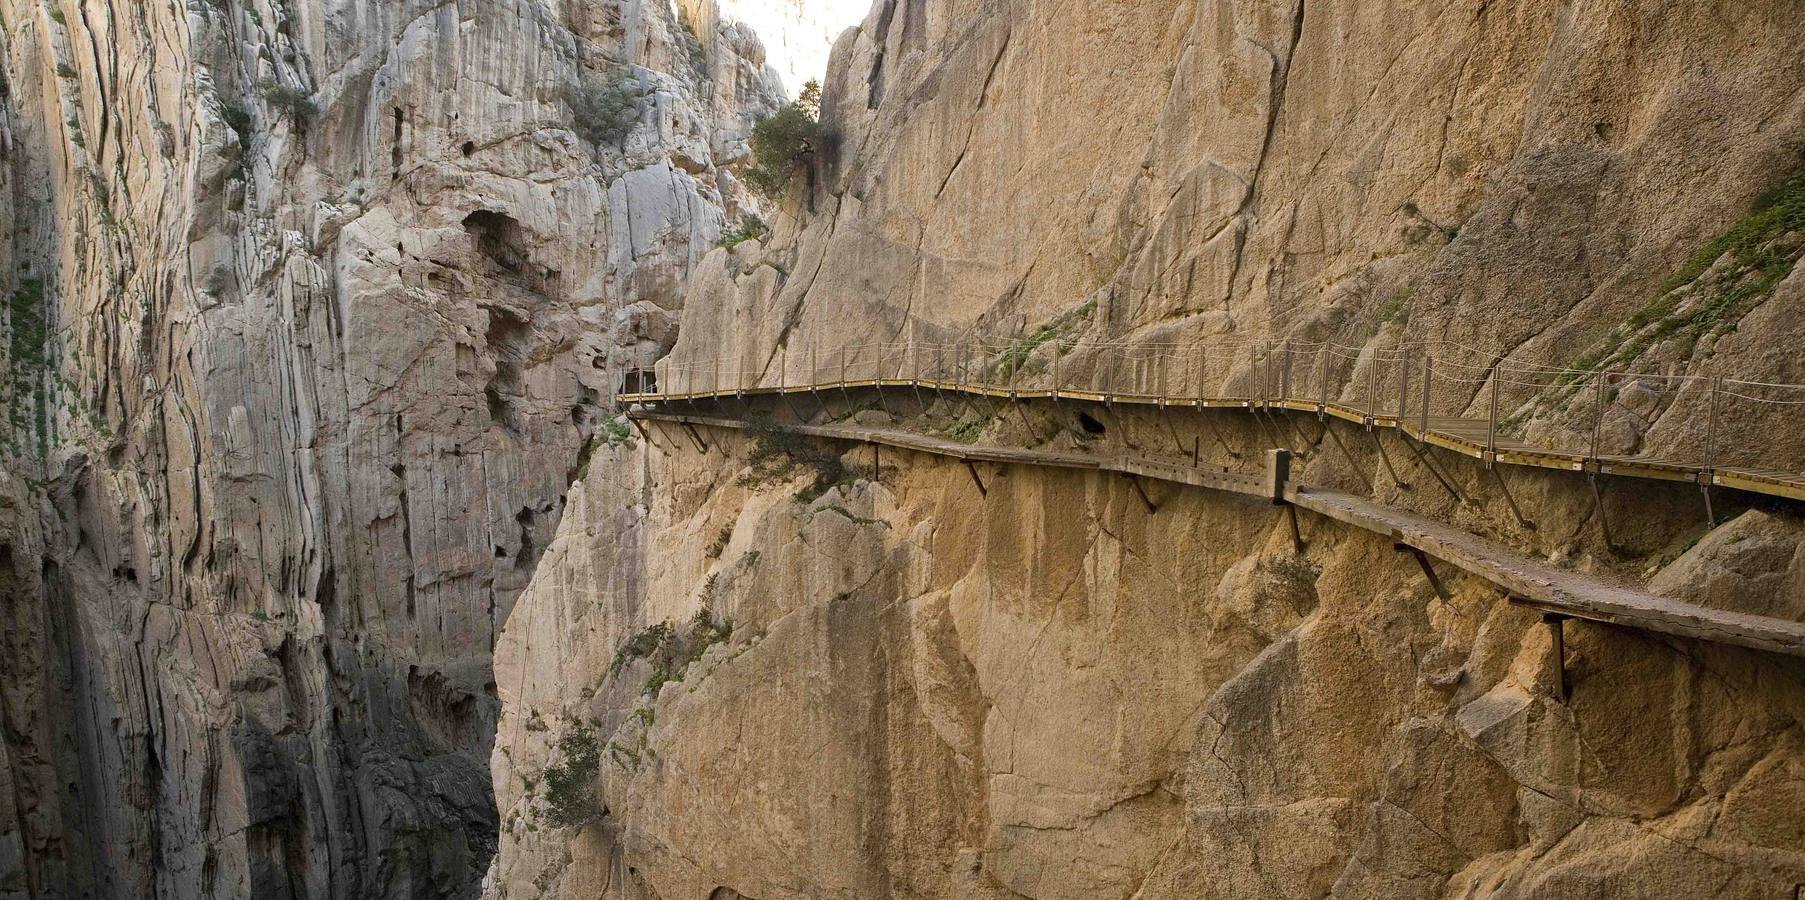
[633,409,1805,659]
[621,377,1805,504]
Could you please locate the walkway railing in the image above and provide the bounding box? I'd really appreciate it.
[621,335,1805,503]
[632,410,1805,661]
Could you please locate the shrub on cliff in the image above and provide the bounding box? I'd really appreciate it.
[568,67,640,148]
[742,81,822,196]
[719,213,770,250]
[257,79,318,123]
[541,728,603,828]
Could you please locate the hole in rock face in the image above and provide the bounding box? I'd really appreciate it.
[405,664,485,752]
[391,108,404,177]
[482,307,531,434]
[462,209,561,295]
[461,140,476,157]
[463,210,529,274]
[1077,411,1107,434]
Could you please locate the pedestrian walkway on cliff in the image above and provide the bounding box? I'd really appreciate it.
[613,334,1805,685]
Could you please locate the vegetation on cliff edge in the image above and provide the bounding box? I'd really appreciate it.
[743,81,822,196]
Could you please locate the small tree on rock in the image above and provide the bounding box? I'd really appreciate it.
[742,80,822,196]
[568,67,641,148]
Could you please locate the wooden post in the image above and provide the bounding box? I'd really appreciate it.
[1543,612,1567,703]
[1265,448,1292,504]
[1395,543,1450,600]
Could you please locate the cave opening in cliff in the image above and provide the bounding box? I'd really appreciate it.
[463,209,530,274]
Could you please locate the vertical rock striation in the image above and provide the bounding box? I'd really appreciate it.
[493,0,1805,896]
[0,0,845,896]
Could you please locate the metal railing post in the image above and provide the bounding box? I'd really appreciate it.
[1398,346,1412,426]
[1365,353,1377,426]
[1318,347,1330,418]
[1103,348,1114,403]
[1420,354,1433,434]
[1590,374,1604,462]
[1008,341,1020,398]
[1157,352,1168,407]
[1281,343,1293,403]
[1705,376,1721,473]
[1197,346,1208,405]
[1487,373,1499,461]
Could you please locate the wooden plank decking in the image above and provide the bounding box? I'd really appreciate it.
[634,409,1805,658]
[621,381,1805,502]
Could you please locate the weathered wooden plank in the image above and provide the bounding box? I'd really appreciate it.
[634,409,1805,658]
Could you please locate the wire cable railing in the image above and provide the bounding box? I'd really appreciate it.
[621,332,1805,501]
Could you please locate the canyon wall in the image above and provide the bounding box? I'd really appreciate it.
[0,0,851,896]
[491,0,1805,896]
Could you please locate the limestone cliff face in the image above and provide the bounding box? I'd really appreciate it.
[0,0,843,896]
[492,0,1805,897]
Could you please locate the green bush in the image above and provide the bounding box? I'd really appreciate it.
[599,414,635,447]
[742,81,822,196]
[608,610,734,699]
[541,728,603,828]
[719,214,770,251]
[257,79,317,123]
[737,418,868,503]
[9,280,49,443]
[221,104,253,146]
[994,298,1097,379]
[1556,163,1805,379]
[568,68,640,148]
[706,526,732,558]
[610,622,673,676]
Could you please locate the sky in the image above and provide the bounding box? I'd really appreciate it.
[719,0,874,94]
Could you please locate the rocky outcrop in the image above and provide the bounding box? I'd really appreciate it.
[0,0,848,896]
[491,0,1805,896]
[492,405,1805,897]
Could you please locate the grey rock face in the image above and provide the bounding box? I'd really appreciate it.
[0,0,834,896]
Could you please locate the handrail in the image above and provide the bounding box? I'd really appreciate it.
[619,334,1805,503]
[631,411,1805,659]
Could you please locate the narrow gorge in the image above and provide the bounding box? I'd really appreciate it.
[4,1,1805,899]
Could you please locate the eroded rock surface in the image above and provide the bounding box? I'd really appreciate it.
[492,0,1805,897]
[0,0,838,896]
[493,416,1805,897]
